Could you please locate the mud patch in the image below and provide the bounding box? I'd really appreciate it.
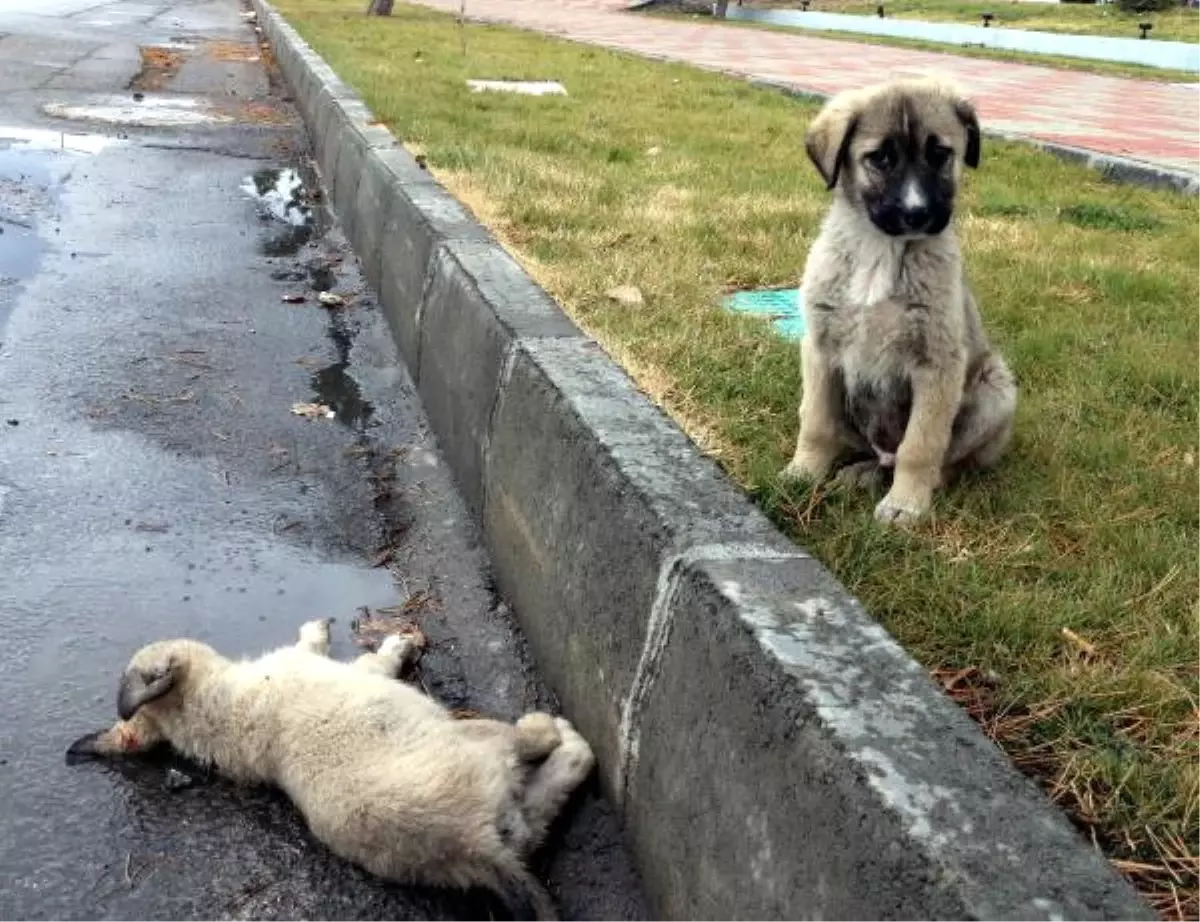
[130,46,185,93]
[205,40,261,63]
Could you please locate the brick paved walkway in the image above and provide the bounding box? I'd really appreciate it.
[416,0,1198,176]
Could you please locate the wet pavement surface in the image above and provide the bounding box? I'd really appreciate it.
[0,1,646,918]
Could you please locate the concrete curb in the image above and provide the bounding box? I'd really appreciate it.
[251,3,1156,918]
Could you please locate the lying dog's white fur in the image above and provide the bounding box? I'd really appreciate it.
[68,619,595,920]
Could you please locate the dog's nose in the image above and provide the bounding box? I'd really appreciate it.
[902,205,931,230]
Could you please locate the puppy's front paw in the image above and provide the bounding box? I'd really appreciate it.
[874,488,930,524]
[780,452,833,484]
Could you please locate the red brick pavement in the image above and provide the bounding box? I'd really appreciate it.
[416,0,1199,176]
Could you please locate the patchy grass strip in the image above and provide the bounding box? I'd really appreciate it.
[272,1,1199,916]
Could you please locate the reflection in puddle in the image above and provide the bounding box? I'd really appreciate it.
[312,321,373,431]
[242,167,322,257]
[241,168,310,226]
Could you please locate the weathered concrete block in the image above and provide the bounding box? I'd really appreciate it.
[342,123,403,270]
[331,123,366,245]
[628,553,1153,920]
[375,184,493,371]
[482,338,794,793]
[312,84,340,182]
[418,242,581,515]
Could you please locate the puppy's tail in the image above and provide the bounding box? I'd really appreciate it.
[491,854,559,921]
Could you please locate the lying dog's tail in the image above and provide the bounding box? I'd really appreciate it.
[491,853,559,921]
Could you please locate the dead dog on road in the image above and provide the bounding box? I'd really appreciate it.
[66,619,594,921]
[781,76,1017,523]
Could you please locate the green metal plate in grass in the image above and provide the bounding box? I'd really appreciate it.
[723,288,806,340]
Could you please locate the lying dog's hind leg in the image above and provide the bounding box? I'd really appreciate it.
[353,633,423,677]
[296,618,333,656]
[518,717,596,855]
[948,352,1017,472]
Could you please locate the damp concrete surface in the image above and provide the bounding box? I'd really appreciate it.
[0,1,645,919]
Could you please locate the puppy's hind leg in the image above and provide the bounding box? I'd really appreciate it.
[353,632,423,677]
[519,717,596,855]
[296,618,333,656]
[948,352,1017,472]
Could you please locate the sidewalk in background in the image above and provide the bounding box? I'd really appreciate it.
[418,0,1198,177]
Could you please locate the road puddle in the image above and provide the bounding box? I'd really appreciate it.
[311,321,374,431]
[242,165,326,257]
[0,127,117,292]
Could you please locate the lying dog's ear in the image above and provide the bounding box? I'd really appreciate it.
[955,98,981,169]
[118,658,178,720]
[806,100,860,191]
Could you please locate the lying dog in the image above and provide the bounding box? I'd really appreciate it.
[781,76,1017,523]
[67,619,594,920]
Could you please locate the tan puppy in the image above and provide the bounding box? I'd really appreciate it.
[781,76,1017,523]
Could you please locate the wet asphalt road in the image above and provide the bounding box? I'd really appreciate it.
[0,1,645,918]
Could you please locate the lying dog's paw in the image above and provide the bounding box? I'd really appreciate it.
[874,488,930,524]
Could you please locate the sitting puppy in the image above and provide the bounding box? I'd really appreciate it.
[67,619,594,921]
[781,76,1017,523]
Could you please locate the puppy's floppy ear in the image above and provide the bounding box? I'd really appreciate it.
[118,657,179,720]
[806,97,860,190]
[954,97,981,169]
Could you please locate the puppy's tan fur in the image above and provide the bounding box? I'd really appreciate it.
[782,77,1017,522]
[69,620,595,920]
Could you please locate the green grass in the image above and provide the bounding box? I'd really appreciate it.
[653,10,1199,82]
[748,0,1200,41]
[273,2,1199,915]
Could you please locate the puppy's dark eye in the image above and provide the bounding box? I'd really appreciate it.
[865,146,895,171]
[926,142,953,169]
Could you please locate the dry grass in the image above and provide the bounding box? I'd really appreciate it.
[273,1,1199,915]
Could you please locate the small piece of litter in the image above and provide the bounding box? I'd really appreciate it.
[466,79,567,96]
[317,291,345,308]
[281,293,306,304]
[605,284,644,307]
[723,287,806,341]
[164,767,194,791]
[646,146,662,157]
[1060,626,1096,658]
[291,402,335,420]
